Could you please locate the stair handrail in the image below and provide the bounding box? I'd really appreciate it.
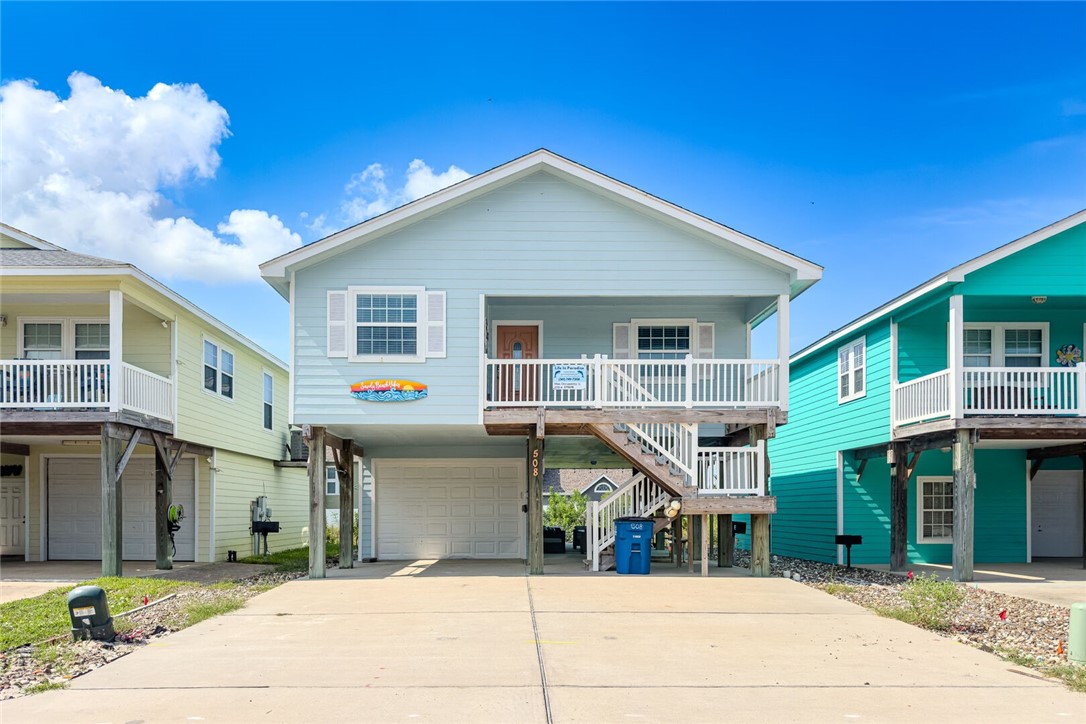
[599,359,662,407]
[587,472,670,571]
[624,422,698,481]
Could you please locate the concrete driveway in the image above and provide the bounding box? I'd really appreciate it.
[3,559,1083,723]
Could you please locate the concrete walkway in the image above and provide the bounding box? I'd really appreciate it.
[3,558,1082,723]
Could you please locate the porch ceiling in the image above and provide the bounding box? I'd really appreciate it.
[965,294,1085,311]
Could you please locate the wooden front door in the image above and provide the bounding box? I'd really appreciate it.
[496,325,540,402]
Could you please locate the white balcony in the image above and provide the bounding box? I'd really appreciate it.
[893,366,1085,427]
[0,359,174,422]
[484,356,782,410]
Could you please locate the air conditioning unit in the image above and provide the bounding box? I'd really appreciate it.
[288,429,309,462]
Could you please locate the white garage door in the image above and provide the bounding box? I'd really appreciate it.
[1032,470,1083,557]
[48,457,196,561]
[377,460,524,560]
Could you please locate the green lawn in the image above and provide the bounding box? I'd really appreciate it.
[238,543,337,572]
[0,577,196,650]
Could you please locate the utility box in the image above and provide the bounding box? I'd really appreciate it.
[67,585,115,641]
[1069,602,1086,664]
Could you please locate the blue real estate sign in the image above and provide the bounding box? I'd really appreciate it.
[551,364,587,391]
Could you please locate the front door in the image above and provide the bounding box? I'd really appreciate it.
[496,325,540,402]
[1032,470,1084,557]
[0,479,26,556]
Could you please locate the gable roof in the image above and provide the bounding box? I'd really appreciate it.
[792,208,1086,364]
[260,149,822,298]
[1,223,64,250]
[0,224,287,370]
[543,469,633,496]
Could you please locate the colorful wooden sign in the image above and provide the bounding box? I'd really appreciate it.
[350,379,428,402]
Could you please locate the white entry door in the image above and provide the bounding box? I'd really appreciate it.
[377,460,525,560]
[1032,470,1084,557]
[0,479,26,556]
[48,457,196,561]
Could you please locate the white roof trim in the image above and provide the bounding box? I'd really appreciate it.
[0,239,287,371]
[792,208,1086,364]
[0,223,64,250]
[260,149,823,287]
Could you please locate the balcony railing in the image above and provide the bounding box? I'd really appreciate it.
[0,359,174,422]
[893,366,1084,426]
[485,356,781,409]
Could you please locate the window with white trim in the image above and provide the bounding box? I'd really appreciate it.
[837,337,866,403]
[637,325,691,360]
[918,477,953,543]
[19,319,109,360]
[262,372,274,430]
[962,324,1047,368]
[325,465,338,496]
[203,339,234,399]
[327,287,446,362]
[593,482,613,493]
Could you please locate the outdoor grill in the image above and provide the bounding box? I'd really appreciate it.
[251,519,280,556]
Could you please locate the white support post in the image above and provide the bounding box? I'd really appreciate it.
[948,293,964,419]
[684,355,694,409]
[108,290,123,412]
[589,500,599,571]
[889,320,899,432]
[756,439,766,496]
[777,294,790,412]
[1078,362,1085,417]
[593,354,603,409]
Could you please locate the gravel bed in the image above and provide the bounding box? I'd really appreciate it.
[734,551,1074,667]
[0,571,301,700]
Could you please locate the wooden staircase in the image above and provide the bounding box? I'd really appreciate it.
[587,423,689,497]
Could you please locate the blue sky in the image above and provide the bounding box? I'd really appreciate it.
[2,1,1084,361]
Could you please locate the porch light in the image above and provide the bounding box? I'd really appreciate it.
[1031,296,1047,304]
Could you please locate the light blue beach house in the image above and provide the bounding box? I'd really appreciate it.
[768,211,1086,580]
[260,150,822,576]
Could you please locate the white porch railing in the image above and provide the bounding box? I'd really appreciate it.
[0,360,174,421]
[485,356,781,409]
[962,367,1083,415]
[587,472,669,572]
[893,366,1084,425]
[697,440,766,496]
[894,369,952,426]
[121,363,174,420]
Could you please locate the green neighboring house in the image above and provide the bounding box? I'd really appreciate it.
[768,210,1086,580]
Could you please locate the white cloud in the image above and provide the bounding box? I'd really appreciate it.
[314,158,472,232]
[0,72,302,281]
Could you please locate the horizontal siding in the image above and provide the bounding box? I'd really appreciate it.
[768,320,892,563]
[175,315,290,461]
[964,223,1086,297]
[293,170,792,425]
[212,449,308,560]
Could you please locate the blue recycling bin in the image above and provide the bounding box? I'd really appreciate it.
[614,516,653,574]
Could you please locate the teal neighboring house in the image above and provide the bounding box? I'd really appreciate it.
[769,210,1086,581]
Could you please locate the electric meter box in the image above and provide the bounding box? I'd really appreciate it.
[67,585,115,641]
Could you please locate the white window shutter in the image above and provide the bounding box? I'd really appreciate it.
[426,291,446,358]
[696,323,715,358]
[612,323,632,359]
[327,291,348,358]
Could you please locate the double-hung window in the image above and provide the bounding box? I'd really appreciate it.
[637,325,692,360]
[327,287,446,363]
[837,337,866,403]
[962,324,1047,368]
[262,372,274,430]
[325,465,339,496]
[204,339,234,399]
[918,477,953,543]
[20,319,109,360]
[356,292,418,357]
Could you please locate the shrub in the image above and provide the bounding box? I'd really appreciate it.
[544,491,588,541]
